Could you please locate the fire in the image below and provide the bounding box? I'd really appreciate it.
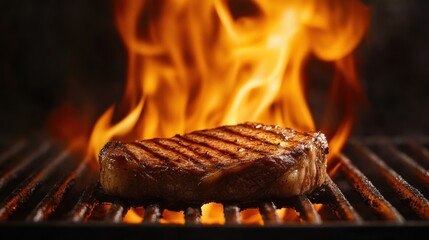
[85,0,369,224]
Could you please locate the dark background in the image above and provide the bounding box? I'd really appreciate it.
[0,0,125,140]
[1,0,429,140]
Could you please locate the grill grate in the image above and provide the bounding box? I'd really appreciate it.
[0,135,428,239]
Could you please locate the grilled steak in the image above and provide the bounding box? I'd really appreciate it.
[99,122,329,204]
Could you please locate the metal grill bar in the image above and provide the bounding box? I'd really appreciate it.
[1,136,429,231]
[323,175,363,222]
[0,142,50,191]
[67,183,97,222]
[0,149,68,220]
[0,140,26,166]
[292,196,322,224]
[143,204,161,223]
[349,140,429,219]
[259,202,280,224]
[224,205,241,224]
[382,141,429,188]
[185,207,201,224]
[403,139,429,165]
[336,154,404,222]
[26,160,88,222]
[105,201,129,223]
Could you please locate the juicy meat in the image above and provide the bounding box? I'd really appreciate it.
[98,122,329,204]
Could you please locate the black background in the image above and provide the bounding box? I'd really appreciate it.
[1,0,429,139]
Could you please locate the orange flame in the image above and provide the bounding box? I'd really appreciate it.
[85,0,369,224]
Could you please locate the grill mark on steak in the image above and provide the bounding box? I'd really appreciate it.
[153,138,207,170]
[210,128,281,154]
[118,142,159,167]
[224,125,281,147]
[184,133,256,162]
[180,133,240,159]
[140,140,200,168]
[221,127,272,146]
[114,142,139,162]
[231,124,301,148]
[130,142,178,167]
[195,130,272,155]
[166,137,217,164]
[172,135,227,168]
[242,123,295,140]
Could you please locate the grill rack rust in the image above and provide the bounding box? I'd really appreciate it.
[0,135,429,239]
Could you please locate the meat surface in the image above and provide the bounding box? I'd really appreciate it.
[98,122,329,204]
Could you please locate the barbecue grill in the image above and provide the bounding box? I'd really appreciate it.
[0,135,428,239]
[1,0,429,239]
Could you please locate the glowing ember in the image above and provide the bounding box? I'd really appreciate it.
[123,207,144,224]
[241,208,264,225]
[201,202,225,224]
[83,0,369,224]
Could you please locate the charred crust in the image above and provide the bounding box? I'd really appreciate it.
[312,132,329,154]
[98,141,122,160]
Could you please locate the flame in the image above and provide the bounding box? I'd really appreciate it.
[85,0,369,224]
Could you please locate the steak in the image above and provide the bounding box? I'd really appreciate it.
[98,122,329,205]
